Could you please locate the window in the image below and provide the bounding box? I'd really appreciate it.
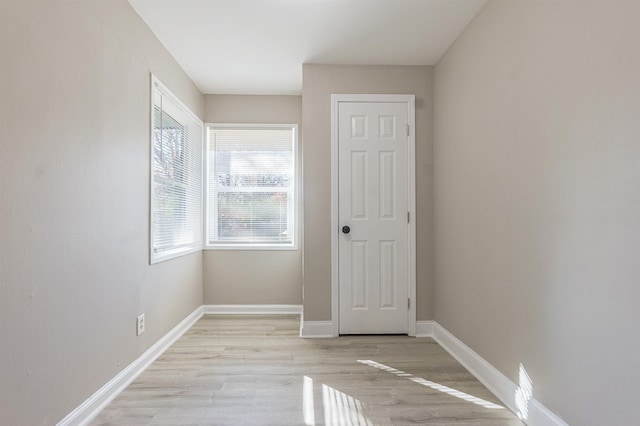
[150,75,203,263]
[206,124,297,249]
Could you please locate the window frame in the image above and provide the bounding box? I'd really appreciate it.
[204,123,299,250]
[149,75,204,264]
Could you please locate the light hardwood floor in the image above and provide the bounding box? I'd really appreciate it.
[93,315,523,425]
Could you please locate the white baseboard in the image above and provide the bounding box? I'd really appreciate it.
[57,306,204,426]
[429,322,568,426]
[527,399,569,426]
[415,320,435,337]
[300,321,334,338]
[203,304,302,315]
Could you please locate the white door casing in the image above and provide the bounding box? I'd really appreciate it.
[331,94,416,336]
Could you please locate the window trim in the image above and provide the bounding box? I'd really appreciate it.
[204,123,299,251]
[149,74,204,264]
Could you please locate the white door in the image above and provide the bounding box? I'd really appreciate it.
[337,98,412,334]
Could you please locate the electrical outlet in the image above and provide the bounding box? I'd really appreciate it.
[136,314,145,336]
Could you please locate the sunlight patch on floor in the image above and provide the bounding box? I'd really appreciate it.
[357,359,504,410]
[323,382,374,426]
[303,375,374,426]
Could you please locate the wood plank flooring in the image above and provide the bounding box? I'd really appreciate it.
[93,315,523,425]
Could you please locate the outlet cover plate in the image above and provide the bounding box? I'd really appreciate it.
[137,314,145,336]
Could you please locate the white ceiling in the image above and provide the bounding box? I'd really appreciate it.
[129,0,487,95]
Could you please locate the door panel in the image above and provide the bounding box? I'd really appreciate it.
[338,101,409,334]
[379,240,397,309]
[379,151,396,219]
[351,151,368,218]
[350,241,368,309]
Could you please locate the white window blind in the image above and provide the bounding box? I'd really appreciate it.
[207,125,297,248]
[150,76,203,263]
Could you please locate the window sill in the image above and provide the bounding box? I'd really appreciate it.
[204,244,298,251]
[151,245,202,264]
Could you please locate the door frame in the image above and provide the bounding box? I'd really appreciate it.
[330,94,416,337]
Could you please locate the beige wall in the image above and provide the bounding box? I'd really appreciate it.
[0,1,204,424]
[433,1,640,424]
[302,64,433,321]
[203,95,303,305]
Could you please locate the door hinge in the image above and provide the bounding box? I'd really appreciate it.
[408,298,411,309]
[407,212,410,223]
[407,124,410,137]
